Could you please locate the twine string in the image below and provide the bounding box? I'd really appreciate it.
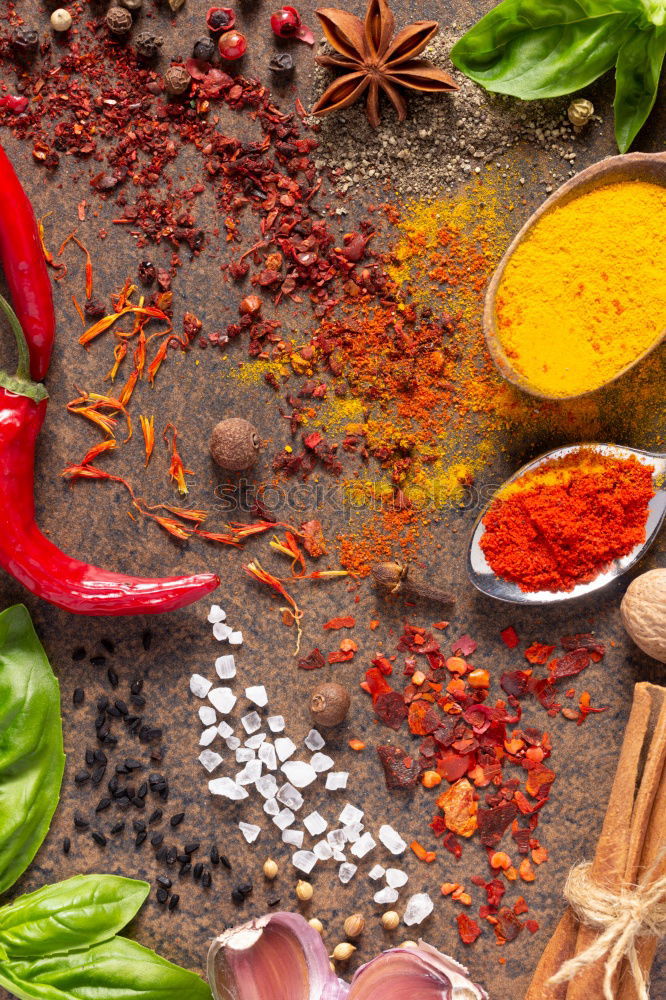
[548,849,666,1000]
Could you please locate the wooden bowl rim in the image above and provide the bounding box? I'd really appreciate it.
[484,150,666,402]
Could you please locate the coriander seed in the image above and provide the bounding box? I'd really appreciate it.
[50,9,73,32]
[343,914,365,938]
[296,879,313,901]
[381,911,399,930]
[332,943,356,962]
[308,918,324,933]
[263,858,278,879]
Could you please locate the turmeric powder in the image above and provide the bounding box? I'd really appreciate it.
[495,180,666,398]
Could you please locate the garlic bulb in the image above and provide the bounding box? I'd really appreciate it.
[208,912,346,1000]
[208,913,487,1000]
[347,941,488,999]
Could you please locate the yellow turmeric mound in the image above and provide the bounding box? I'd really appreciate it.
[495,180,666,398]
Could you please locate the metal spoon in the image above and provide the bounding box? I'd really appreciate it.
[467,443,666,605]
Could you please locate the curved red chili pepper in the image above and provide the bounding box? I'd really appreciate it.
[0,389,220,614]
[0,144,55,381]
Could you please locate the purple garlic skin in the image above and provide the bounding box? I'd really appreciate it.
[348,942,488,1000]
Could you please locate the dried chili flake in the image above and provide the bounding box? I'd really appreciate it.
[328,649,355,663]
[452,634,478,657]
[549,649,590,679]
[298,648,325,670]
[524,642,555,664]
[477,803,518,848]
[374,691,408,730]
[300,519,327,557]
[577,690,609,725]
[376,745,420,789]
[494,906,523,943]
[457,913,482,944]
[408,700,442,736]
[500,626,519,649]
[436,778,478,838]
[323,615,355,629]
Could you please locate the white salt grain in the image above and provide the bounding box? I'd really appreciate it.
[236,747,255,763]
[218,721,234,738]
[225,736,241,751]
[374,886,399,905]
[282,829,304,847]
[273,808,295,830]
[236,760,262,785]
[199,726,218,747]
[314,840,333,860]
[292,850,317,874]
[386,868,409,889]
[350,832,376,858]
[303,811,328,836]
[275,737,297,762]
[310,752,334,773]
[208,605,226,624]
[403,893,434,926]
[325,772,348,790]
[277,783,304,810]
[198,750,223,772]
[199,705,217,726]
[333,850,347,862]
[213,622,232,641]
[327,828,346,849]
[209,777,249,800]
[245,685,268,707]
[368,864,386,880]
[281,760,317,788]
[339,803,364,825]
[258,743,277,770]
[241,711,262,734]
[304,729,325,751]
[239,822,261,844]
[264,797,279,816]
[343,823,363,843]
[229,631,243,646]
[245,733,266,749]
[208,687,237,714]
[338,862,357,884]
[190,674,212,698]
[215,654,236,680]
[378,824,407,855]
[267,715,285,732]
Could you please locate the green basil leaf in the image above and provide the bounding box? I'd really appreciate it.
[0,605,65,896]
[614,25,666,149]
[640,0,666,27]
[0,936,213,1000]
[0,876,149,957]
[450,0,635,98]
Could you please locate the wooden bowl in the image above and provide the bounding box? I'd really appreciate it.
[484,151,666,402]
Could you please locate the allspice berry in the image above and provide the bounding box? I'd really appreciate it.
[50,9,73,31]
[210,417,260,472]
[310,681,350,728]
[381,911,399,930]
[106,6,133,35]
[263,858,278,879]
[164,65,191,96]
[295,880,313,901]
[343,914,365,938]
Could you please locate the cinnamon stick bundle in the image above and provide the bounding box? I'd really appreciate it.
[526,682,666,1000]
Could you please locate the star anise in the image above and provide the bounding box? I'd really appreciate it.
[312,0,458,128]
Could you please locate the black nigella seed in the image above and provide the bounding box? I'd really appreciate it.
[137,782,148,798]
[170,812,185,827]
[168,894,179,911]
[97,696,109,712]
[157,875,172,888]
[151,833,164,847]
[115,699,129,715]
[132,796,146,809]
[107,667,119,688]
[75,770,90,785]
[85,749,95,766]
[202,871,212,888]
[91,764,107,785]
[107,706,122,719]
[166,847,178,865]
[267,895,281,907]
[108,775,119,793]
[131,694,146,709]
[125,758,143,771]
[90,655,106,668]
[135,831,147,847]
[63,837,71,854]
[101,638,115,654]
[131,677,144,695]
[210,846,220,865]
[133,820,147,833]
[95,797,112,813]
[110,821,125,835]
[92,831,107,847]
[220,855,231,870]
[184,842,199,855]
[95,749,108,764]
[103,734,118,748]
[179,862,191,876]
[177,853,190,865]
[231,888,245,905]
[156,887,168,904]
[238,882,253,896]
[74,813,89,829]
[192,863,203,881]
[73,687,85,706]
[149,809,163,824]
[116,797,131,811]
[72,646,86,661]
[142,629,152,651]
[155,846,167,862]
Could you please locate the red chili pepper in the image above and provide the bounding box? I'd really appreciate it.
[0,293,219,614]
[0,144,55,381]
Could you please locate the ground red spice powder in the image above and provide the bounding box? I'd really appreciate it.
[480,450,654,592]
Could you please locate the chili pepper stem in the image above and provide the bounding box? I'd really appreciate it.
[0,293,48,403]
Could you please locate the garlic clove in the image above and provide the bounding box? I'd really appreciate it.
[347,941,488,1000]
[208,912,347,1000]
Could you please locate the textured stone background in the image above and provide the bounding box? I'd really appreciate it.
[0,1,665,999]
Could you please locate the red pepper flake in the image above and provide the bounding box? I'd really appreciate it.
[500,626,519,649]
[323,615,355,629]
[376,745,420,789]
[494,906,523,943]
[452,634,477,657]
[328,649,355,663]
[408,700,442,736]
[457,913,482,944]
[298,648,325,670]
[524,642,555,664]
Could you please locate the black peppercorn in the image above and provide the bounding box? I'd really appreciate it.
[269,52,294,77]
[135,31,163,60]
[192,36,216,62]
[11,26,40,60]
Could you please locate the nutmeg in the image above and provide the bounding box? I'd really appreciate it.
[310,681,350,728]
[210,417,260,472]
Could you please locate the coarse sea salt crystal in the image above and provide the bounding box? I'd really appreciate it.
[190,674,212,698]
[339,803,364,825]
[327,828,345,849]
[218,721,234,739]
[282,829,304,848]
[304,811,327,836]
[281,760,317,788]
[209,777,248,800]
[368,864,386,880]
[229,631,243,646]
[245,733,266,749]
[239,822,261,844]
[208,687,237,714]
[277,783,304,810]
[403,893,434,926]
[213,622,232,642]
[338,862,357,884]
[350,832,376,858]
[236,747,255,763]
[314,840,333,861]
[325,772,348,791]
[208,605,226,624]
[256,774,279,799]
[378,824,407,855]
[343,823,363,843]
[292,850,317,874]
[241,711,262,734]
[245,685,268,707]
[374,886,399,905]
[236,760,262,785]
[333,850,347,862]
[304,729,325,752]
[259,743,277,770]
[198,750,223,773]
[226,736,241,751]
[264,797,279,816]
[275,737,297,762]
[199,705,217,726]
[268,715,285,733]
[215,654,236,680]
[273,808,295,830]
[200,726,218,747]
[386,868,409,889]
[310,752,334,773]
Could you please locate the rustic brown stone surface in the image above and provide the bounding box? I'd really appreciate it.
[0,2,665,1000]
